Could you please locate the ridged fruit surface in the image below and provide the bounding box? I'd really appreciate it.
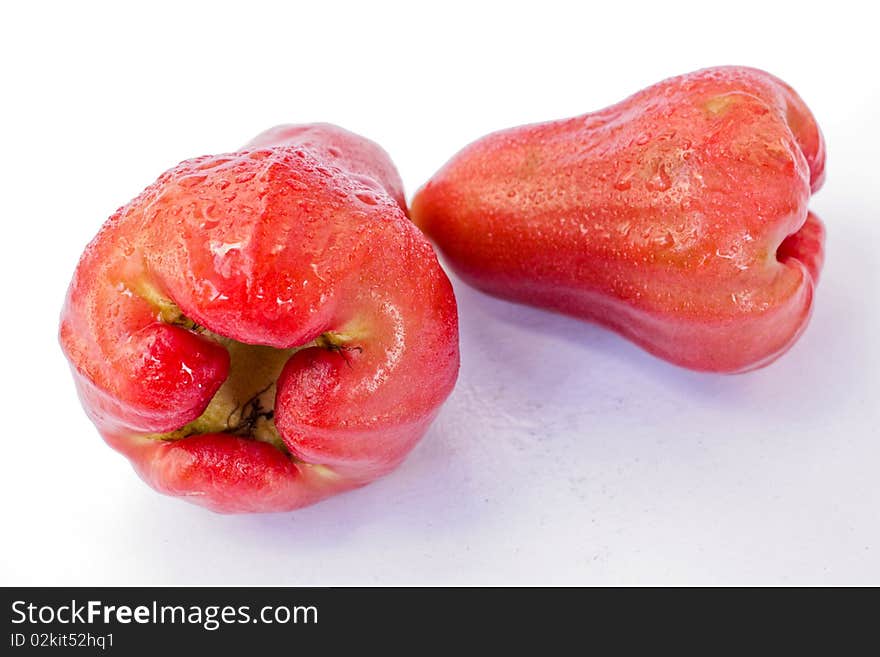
[60,124,459,513]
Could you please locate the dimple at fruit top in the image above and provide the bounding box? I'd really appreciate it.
[60,124,460,513]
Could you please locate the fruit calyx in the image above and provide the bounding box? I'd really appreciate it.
[140,289,359,458]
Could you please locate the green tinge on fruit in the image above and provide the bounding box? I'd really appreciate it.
[134,282,363,453]
[145,331,297,452]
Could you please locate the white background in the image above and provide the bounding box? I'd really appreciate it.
[1,0,878,585]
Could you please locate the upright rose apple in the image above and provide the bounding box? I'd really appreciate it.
[412,67,825,373]
[60,124,459,513]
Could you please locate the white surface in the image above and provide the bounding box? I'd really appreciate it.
[1,1,878,585]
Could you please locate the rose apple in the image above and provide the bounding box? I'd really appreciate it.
[411,67,825,372]
[60,124,459,513]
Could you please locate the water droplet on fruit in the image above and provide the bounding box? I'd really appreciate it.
[178,174,207,188]
[349,174,381,192]
[647,163,672,192]
[614,177,632,191]
[198,203,219,228]
[635,132,651,146]
[355,192,378,205]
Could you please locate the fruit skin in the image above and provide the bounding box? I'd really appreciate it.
[60,124,459,513]
[412,67,825,373]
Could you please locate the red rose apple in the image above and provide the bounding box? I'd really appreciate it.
[60,124,459,513]
[412,67,825,373]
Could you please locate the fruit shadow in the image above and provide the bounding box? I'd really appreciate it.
[451,275,750,401]
[123,401,499,585]
[445,236,871,428]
